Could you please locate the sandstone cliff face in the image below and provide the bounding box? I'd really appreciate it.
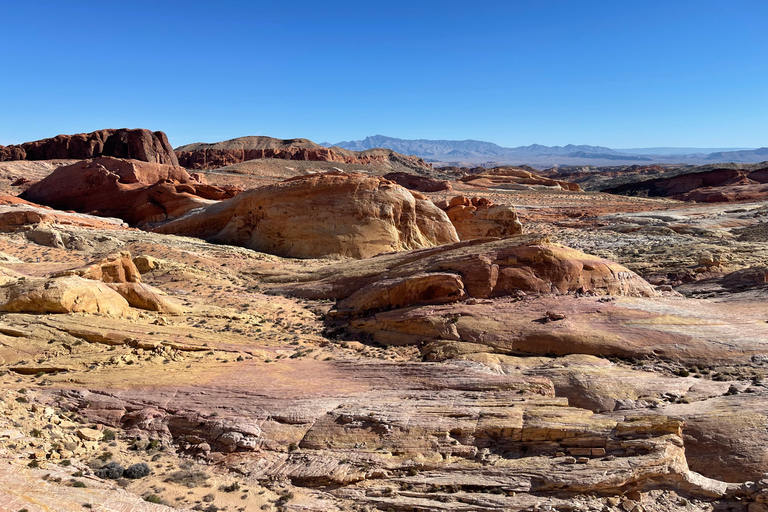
[0,129,179,166]
[435,195,523,240]
[20,157,240,226]
[154,171,460,259]
[175,135,432,171]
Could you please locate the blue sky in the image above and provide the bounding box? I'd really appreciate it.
[1,0,766,149]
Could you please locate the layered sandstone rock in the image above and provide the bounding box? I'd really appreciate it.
[176,136,432,171]
[52,251,142,284]
[0,202,128,233]
[436,195,523,240]
[461,167,582,191]
[279,236,656,303]
[0,276,131,316]
[0,128,179,165]
[155,171,459,259]
[20,157,240,226]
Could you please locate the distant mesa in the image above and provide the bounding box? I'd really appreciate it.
[0,128,178,166]
[175,135,432,172]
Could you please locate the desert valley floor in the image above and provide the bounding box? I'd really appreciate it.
[0,130,767,512]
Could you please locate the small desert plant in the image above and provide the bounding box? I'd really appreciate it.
[124,462,151,479]
[221,482,240,492]
[71,480,87,488]
[102,429,116,441]
[144,494,162,504]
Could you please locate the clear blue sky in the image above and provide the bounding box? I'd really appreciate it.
[1,0,766,149]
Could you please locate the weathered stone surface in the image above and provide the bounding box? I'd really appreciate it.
[107,282,184,314]
[0,276,131,316]
[438,195,523,240]
[53,251,142,284]
[0,203,128,232]
[0,128,179,165]
[278,236,656,302]
[155,171,459,259]
[461,167,582,191]
[20,157,231,225]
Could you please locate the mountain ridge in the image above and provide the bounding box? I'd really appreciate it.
[322,135,766,166]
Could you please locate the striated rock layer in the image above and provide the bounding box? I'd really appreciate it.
[0,128,179,166]
[155,171,460,259]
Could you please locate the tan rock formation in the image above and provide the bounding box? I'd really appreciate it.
[154,171,460,259]
[53,251,142,283]
[461,167,582,191]
[0,276,131,316]
[438,195,523,240]
[106,282,184,315]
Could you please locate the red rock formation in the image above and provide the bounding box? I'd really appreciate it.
[382,172,452,192]
[20,157,240,226]
[605,167,768,203]
[175,136,432,171]
[154,171,459,259]
[0,129,179,166]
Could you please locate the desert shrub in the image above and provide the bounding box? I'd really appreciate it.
[144,494,162,504]
[71,480,87,488]
[124,462,151,479]
[95,462,125,479]
[59,459,72,467]
[221,482,240,492]
[102,429,116,441]
[165,469,210,488]
[203,493,215,502]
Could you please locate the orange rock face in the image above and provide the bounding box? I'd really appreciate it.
[436,195,523,240]
[155,171,460,259]
[0,128,178,166]
[20,157,240,226]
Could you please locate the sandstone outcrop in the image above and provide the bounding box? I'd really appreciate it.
[176,135,432,171]
[0,202,128,233]
[155,171,459,259]
[0,128,179,165]
[0,276,131,316]
[461,167,582,191]
[435,195,523,240]
[383,171,452,192]
[52,251,142,284]
[20,157,240,226]
[280,235,657,303]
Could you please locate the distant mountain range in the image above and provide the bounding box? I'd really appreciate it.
[321,135,767,167]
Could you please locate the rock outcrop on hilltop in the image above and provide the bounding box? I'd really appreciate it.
[603,166,768,202]
[461,167,582,191]
[0,128,179,166]
[435,195,523,240]
[155,171,459,259]
[175,135,433,171]
[20,157,241,226]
